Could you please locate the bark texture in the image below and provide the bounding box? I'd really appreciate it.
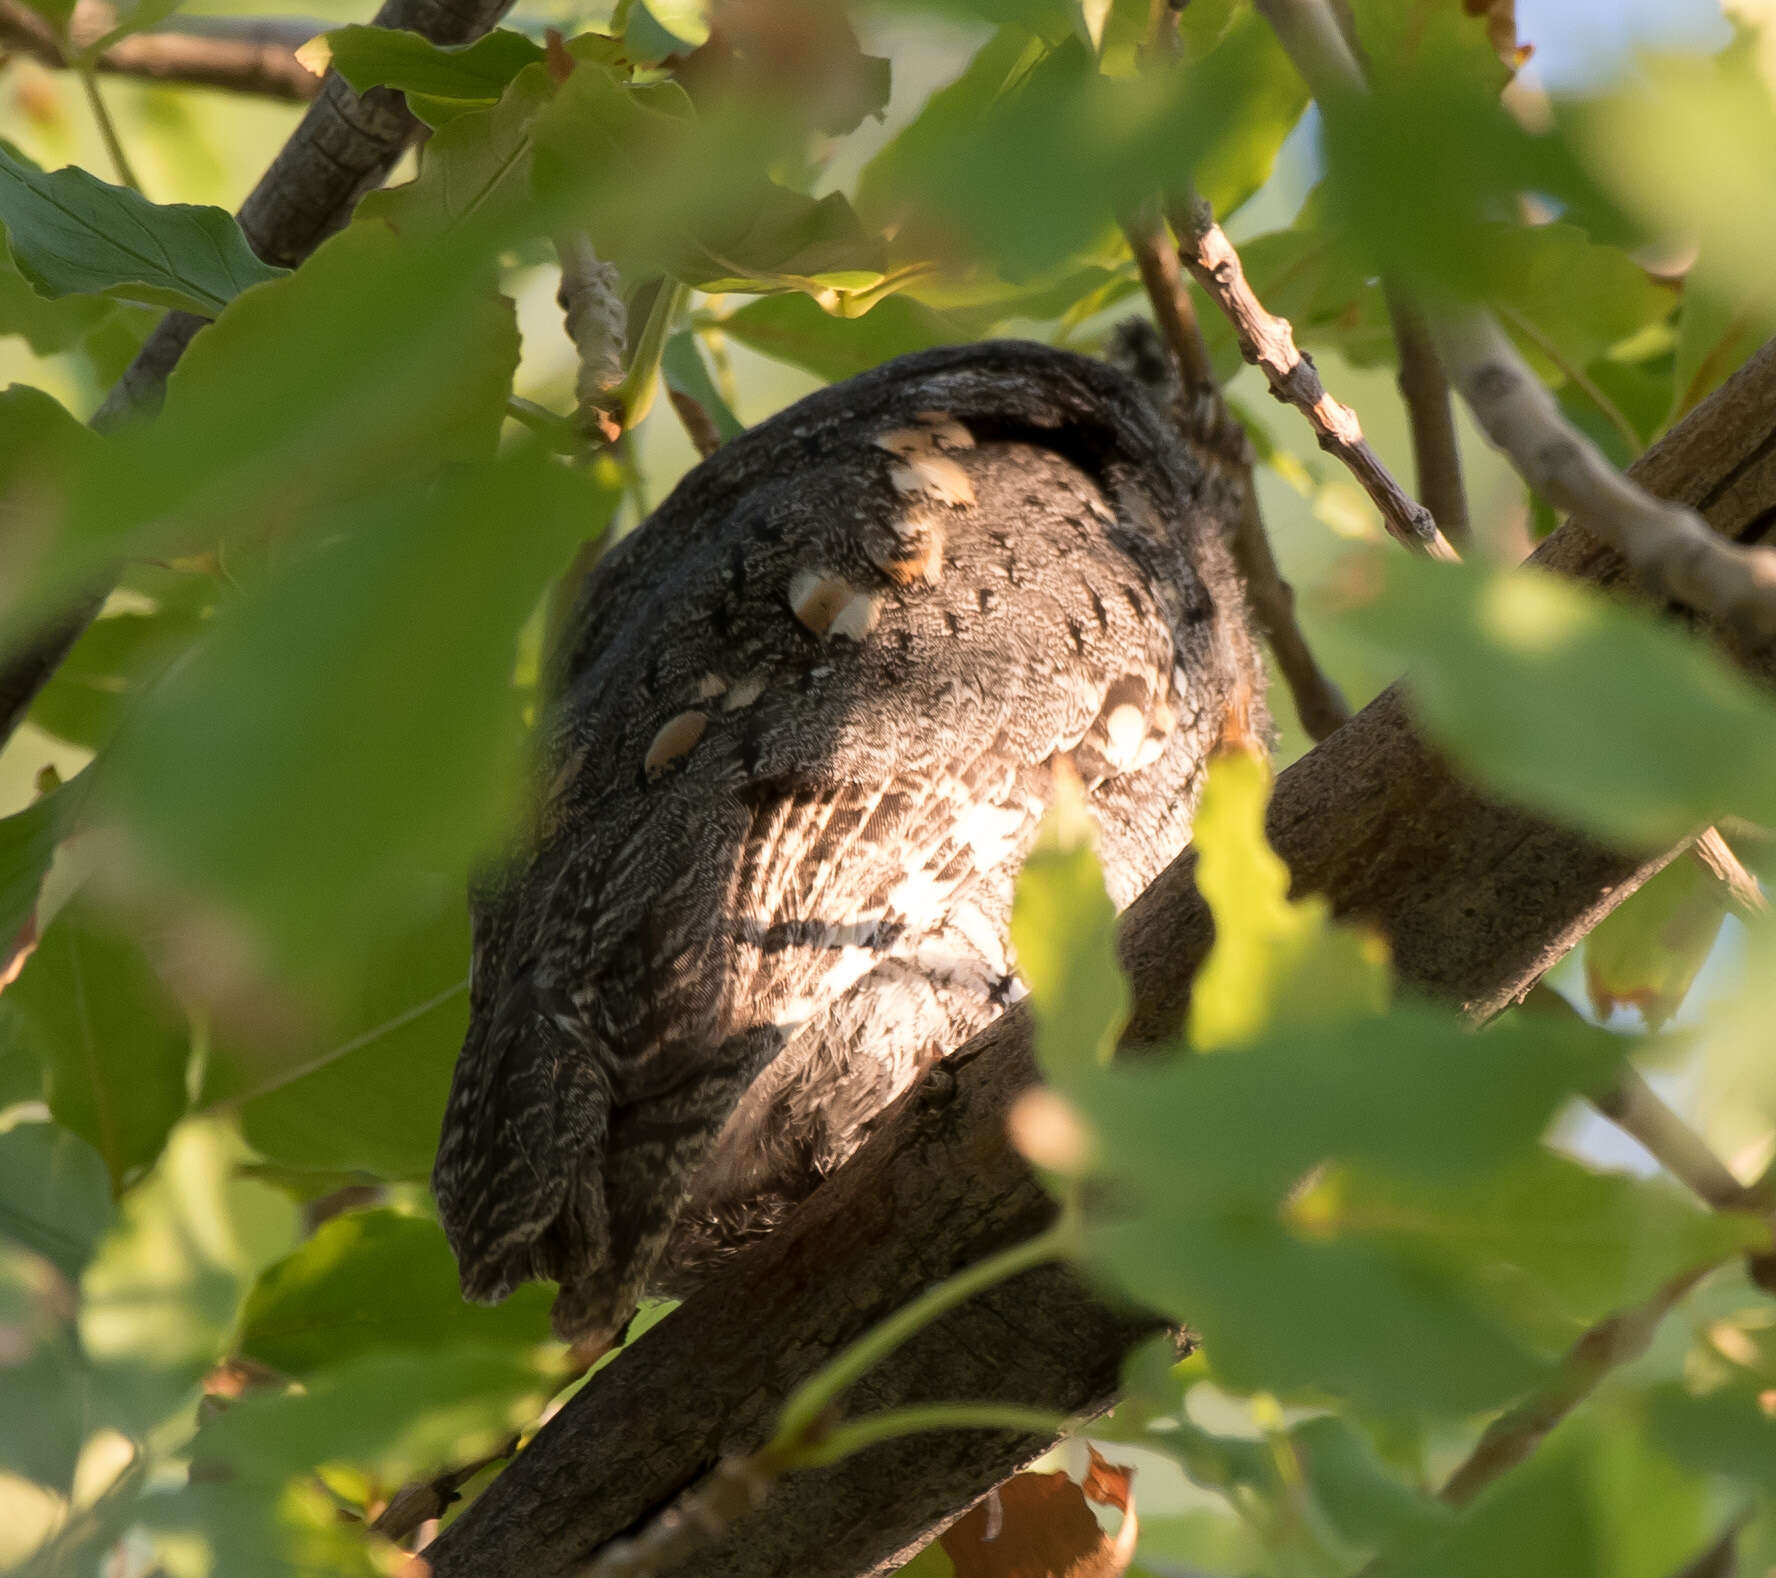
[423,341,1776,1578]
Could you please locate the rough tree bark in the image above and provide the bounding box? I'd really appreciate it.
[424,339,1776,1578]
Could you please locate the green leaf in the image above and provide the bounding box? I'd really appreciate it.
[28,574,215,752]
[1186,748,1389,1049]
[0,769,78,975]
[6,898,191,1193]
[79,1119,299,1436]
[1091,1207,1546,1414]
[235,1209,555,1374]
[360,63,559,238]
[1643,1381,1776,1493]
[324,25,546,124]
[191,1345,550,1491]
[1332,556,1776,851]
[1584,856,1727,1030]
[1066,1010,1615,1215]
[1011,777,1128,1076]
[718,291,955,382]
[0,1119,113,1279]
[1318,1153,1766,1334]
[0,248,110,352]
[1392,1408,1704,1578]
[216,876,470,1180]
[0,145,286,316]
[101,453,610,981]
[1490,223,1675,390]
[622,0,708,63]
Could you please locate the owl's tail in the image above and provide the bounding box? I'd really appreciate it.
[431,982,615,1317]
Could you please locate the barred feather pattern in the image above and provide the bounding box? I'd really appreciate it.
[432,341,1265,1344]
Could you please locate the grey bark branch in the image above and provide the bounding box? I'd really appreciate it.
[424,339,1776,1578]
[0,0,321,101]
[0,0,516,757]
[1385,285,1470,548]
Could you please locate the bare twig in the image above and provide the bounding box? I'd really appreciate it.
[1384,285,1470,547]
[0,0,321,101]
[1122,222,1353,740]
[1692,825,1766,918]
[1437,1265,1710,1509]
[668,388,723,457]
[1597,1065,1770,1215]
[1170,198,1460,562]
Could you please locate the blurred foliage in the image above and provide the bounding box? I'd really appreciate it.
[2,1,1776,1575]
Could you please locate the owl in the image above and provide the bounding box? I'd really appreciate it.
[432,339,1264,1347]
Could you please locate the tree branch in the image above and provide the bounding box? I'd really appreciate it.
[0,0,321,102]
[1385,284,1470,548]
[422,338,1776,1578]
[1123,219,1352,741]
[1170,198,1460,562]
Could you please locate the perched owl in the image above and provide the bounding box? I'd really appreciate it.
[433,339,1264,1346]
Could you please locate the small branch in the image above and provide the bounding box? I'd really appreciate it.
[75,63,143,191]
[1595,1065,1770,1215]
[1494,300,1642,461]
[667,388,722,457]
[1122,223,1353,740]
[1442,308,1776,644]
[1692,825,1766,918]
[1170,199,1460,562]
[1385,284,1470,547]
[0,0,321,101]
[1436,1264,1711,1510]
[370,1435,519,1542]
[1254,0,1776,644]
[557,231,626,445]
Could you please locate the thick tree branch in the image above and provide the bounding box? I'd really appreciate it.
[423,339,1776,1578]
[0,0,321,101]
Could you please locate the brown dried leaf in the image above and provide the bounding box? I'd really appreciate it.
[941,1455,1136,1578]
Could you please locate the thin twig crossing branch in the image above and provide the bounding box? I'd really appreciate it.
[1122,221,1352,740]
[1170,199,1460,562]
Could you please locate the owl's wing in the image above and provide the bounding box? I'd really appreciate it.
[432,342,1256,1343]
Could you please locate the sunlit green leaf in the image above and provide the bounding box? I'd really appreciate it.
[1584,855,1727,1029]
[0,145,286,316]
[324,25,547,124]
[719,291,955,381]
[1011,775,1128,1076]
[1333,556,1776,850]
[1187,748,1389,1049]
[0,769,78,975]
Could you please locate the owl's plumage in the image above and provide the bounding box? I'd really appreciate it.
[433,340,1263,1344]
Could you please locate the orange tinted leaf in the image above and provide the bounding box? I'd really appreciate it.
[941,1458,1136,1578]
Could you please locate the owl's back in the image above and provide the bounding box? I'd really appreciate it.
[433,341,1263,1344]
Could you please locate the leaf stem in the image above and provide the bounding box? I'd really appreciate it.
[77,64,143,194]
[792,1404,1068,1469]
[615,278,690,431]
[771,1215,1076,1451]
